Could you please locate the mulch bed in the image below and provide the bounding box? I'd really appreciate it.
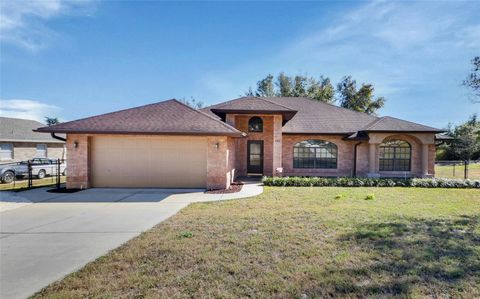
[205,181,244,194]
[47,187,82,193]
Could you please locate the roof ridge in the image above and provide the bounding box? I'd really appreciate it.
[203,97,248,110]
[258,97,297,111]
[39,99,178,131]
[0,116,44,125]
[365,115,440,131]
[172,99,243,134]
[301,97,380,119]
[361,116,386,131]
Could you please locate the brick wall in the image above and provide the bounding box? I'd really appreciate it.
[66,134,90,189]
[366,133,436,178]
[206,136,238,190]
[282,134,356,177]
[4,142,65,162]
[228,114,282,176]
[65,134,236,190]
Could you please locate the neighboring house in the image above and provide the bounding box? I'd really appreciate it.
[0,117,66,163]
[36,97,444,190]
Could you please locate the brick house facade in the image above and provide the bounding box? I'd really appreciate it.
[37,97,444,190]
[1,117,66,163]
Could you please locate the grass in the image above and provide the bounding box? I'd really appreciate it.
[435,163,480,179]
[0,176,66,191]
[34,187,480,298]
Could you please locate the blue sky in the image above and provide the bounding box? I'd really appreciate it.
[1,0,479,128]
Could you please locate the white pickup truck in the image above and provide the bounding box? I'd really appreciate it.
[0,158,66,183]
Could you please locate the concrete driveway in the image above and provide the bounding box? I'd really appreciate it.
[0,183,262,299]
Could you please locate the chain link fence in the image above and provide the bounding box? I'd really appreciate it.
[0,158,66,191]
[435,160,480,180]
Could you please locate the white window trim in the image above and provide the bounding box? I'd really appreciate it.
[0,143,14,161]
[36,143,48,158]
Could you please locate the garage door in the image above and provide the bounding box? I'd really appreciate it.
[91,136,207,188]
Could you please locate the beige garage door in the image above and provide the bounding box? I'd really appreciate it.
[91,136,207,188]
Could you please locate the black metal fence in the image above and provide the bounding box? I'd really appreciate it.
[0,158,66,190]
[435,160,479,180]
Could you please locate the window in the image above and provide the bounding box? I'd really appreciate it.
[0,143,13,160]
[36,144,47,158]
[248,116,263,132]
[293,140,337,169]
[379,140,411,171]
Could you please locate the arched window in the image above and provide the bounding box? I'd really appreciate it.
[248,117,263,132]
[293,140,337,169]
[379,140,411,171]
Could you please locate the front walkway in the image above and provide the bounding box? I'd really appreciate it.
[0,180,263,299]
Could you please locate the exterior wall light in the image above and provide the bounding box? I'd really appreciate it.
[215,143,219,150]
[73,141,78,148]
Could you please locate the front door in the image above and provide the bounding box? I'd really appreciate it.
[247,140,263,174]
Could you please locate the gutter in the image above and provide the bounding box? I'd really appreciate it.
[353,142,362,177]
[50,133,67,142]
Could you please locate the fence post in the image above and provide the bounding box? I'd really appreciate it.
[57,158,61,189]
[464,160,469,179]
[28,160,32,188]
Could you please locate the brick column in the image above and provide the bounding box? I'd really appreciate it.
[206,137,230,190]
[421,143,429,177]
[66,134,90,189]
[272,115,283,176]
[368,143,379,177]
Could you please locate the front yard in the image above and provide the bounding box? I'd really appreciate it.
[0,176,66,191]
[35,187,480,298]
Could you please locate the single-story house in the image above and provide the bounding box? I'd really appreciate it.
[36,97,445,190]
[1,117,66,162]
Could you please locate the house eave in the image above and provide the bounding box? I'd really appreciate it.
[34,129,244,137]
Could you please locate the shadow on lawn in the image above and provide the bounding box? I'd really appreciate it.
[319,215,480,297]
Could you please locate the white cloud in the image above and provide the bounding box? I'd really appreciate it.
[0,99,61,123]
[0,0,95,51]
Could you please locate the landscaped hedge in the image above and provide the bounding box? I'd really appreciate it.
[262,176,480,188]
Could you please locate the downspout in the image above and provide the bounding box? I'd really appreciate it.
[353,142,362,177]
[50,132,66,142]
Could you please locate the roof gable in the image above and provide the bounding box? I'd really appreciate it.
[361,116,442,132]
[206,96,296,112]
[36,100,243,136]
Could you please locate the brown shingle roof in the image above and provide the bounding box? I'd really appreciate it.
[203,97,442,134]
[361,116,442,132]
[206,96,296,112]
[260,97,378,134]
[36,99,244,137]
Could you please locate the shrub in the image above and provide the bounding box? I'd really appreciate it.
[179,231,194,238]
[262,176,480,189]
[365,194,375,200]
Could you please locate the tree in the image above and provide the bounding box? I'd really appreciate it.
[336,76,385,115]
[45,117,59,126]
[277,72,293,96]
[255,74,276,97]
[180,97,204,109]
[439,114,480,161]
[463,56,480,102]
[246,73,336,103]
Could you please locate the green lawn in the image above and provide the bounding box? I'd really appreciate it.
[0,176,65,191]
[435,163,480,179]
[34,187,480,298]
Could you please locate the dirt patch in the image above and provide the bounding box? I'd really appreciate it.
[205,181,243,194]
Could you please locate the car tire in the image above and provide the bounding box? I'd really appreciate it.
[37,169,46,179]
[2,171,15,184]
